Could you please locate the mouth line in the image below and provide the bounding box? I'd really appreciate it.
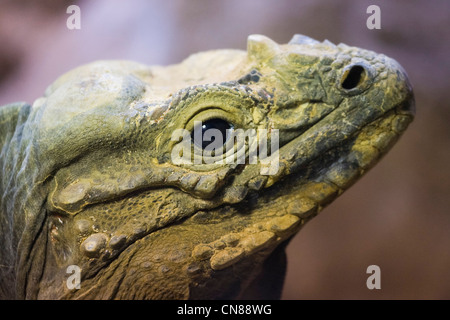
[255,99,415,217]
[278,97,413,170]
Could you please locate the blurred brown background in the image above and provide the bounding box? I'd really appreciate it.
[0,0,449,299]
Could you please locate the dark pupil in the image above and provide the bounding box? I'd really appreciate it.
[191,118,233,149]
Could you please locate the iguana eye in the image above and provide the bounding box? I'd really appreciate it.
[191,118,234,149]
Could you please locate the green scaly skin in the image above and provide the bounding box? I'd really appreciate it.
[0,34,414,299]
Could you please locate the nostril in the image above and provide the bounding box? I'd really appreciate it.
[341,65,366,90]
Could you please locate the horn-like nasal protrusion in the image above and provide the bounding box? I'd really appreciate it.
[247,34,280,61]
[288,34,320,45]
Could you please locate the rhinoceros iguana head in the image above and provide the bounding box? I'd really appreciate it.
[0,34,414,299]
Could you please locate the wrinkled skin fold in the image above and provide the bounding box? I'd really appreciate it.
[0,34,414,299]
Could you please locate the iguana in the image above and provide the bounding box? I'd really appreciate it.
[0,34,414,299]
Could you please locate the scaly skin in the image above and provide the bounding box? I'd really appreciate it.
[0,34,414,299]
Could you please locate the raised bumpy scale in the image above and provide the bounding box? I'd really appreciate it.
[0,34,414,299]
